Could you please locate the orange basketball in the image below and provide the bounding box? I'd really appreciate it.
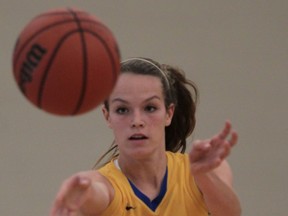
[12,7,120,116]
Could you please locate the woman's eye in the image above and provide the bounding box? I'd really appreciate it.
[116,107,128,114]
[145,106,157,112]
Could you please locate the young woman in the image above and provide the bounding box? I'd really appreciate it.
[50,58,241,216]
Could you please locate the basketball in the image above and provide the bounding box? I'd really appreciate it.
[12,7,120,116]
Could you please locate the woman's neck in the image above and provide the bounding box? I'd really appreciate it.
[117,150,167,197]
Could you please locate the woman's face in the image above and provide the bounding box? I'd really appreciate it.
[103,73,174,159]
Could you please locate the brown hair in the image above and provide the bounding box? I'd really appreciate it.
[94,57,198,168]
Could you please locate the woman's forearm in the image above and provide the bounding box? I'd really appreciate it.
[194,171,241,216]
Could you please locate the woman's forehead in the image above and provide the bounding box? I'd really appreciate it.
[115,73,162,90]
[109,73,164,101]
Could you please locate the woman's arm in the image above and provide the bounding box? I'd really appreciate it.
[193,160,241,216]
[50,171,114,216]
[189,121,241,216]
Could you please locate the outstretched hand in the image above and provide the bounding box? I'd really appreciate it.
[50,174,92,216]
[189,121,238,175]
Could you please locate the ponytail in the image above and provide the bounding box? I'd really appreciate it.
[163,64,198,153]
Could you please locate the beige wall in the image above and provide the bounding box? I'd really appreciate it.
[1,1,287,215]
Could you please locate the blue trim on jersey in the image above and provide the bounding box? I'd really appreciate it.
[128,167,168,211]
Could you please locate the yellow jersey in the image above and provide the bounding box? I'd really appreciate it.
[98,151,208,216]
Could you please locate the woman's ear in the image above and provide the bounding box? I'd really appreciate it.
[102,105,112,128]
[165,103,175,126]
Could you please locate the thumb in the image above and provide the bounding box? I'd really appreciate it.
[189,140,211,163]
[64,176,92,210]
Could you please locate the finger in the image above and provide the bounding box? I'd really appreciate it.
[193,140,211,150]
[69,176,91,194]
[219,131,238,160]
[229,130,238,146]
[209,121,231,148]
[64,176,91,210]
[53,176,91,212]
[219,141,232,160]
[50,207,68,216]
[189,140,211,162]
[61,208,69,216]
[218,120,232,140]
[52,177,80,210]
[190,157,222,174]
[55,176,81,203]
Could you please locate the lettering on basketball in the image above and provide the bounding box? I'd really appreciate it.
[19,43,47,93]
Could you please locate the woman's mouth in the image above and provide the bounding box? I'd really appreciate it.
[129,134,148,140]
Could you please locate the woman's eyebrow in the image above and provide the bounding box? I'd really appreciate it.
[111,95,161,104]
[144,95,161,102]
[111,98,128,104]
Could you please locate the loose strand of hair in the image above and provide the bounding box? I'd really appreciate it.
[93,141,118,169]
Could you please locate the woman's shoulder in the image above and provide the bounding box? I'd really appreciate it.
[166,151,191,176]
[166,151,189,164]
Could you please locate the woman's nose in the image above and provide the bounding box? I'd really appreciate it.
[131,111,145,128]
